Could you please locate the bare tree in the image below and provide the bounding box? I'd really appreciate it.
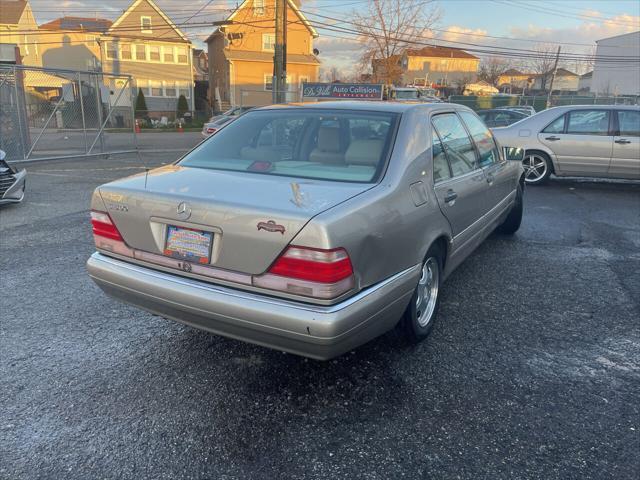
[477,57,512,87]
[527,44,560,91]
[353,0,441,85]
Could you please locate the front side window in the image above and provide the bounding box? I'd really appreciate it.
[431,113,477,177]
[179,109,399,183]
[617,110,640,137]
[459,111,500,167]
[542,114,565,133]
[431,127,452,183]
[262,33,276,52]
[566,110,610,135]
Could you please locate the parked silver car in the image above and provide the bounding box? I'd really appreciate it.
[492,105,640,184]
[0,150,27,205]
[87,102,525,359]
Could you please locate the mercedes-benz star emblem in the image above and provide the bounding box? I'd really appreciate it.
[176,201,191,220]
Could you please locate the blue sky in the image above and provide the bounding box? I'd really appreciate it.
[30,0,640,74]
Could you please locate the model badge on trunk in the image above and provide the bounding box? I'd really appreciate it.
[176,202,191,220]
[257,220,285,234]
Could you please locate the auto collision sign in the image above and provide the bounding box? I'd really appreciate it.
[302,83,384,100]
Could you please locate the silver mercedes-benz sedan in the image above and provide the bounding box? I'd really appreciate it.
[87,101,525,359]
[492,105,640,184]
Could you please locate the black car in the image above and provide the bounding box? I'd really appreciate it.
[477,109,528,128]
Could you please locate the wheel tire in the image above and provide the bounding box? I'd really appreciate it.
[523,151,551,185]
[400,245,443,343]
[497,183,524,235]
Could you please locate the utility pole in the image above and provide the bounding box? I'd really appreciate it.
[546,45,561,108]
[273,0,287,103]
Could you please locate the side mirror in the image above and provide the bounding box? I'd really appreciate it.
[0,150,5,161]
[503,147,525,162]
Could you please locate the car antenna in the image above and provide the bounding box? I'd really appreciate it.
[136,149,150,189]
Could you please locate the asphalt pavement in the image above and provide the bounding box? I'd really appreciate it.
[1,154,639,479]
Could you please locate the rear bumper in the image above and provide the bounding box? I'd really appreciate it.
[87,253,420,360]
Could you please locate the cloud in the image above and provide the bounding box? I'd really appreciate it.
[437,26,488,44]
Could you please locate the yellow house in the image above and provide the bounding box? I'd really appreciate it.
[0,0,41,66]
[497,69,534,90]
[206,0,320,109]
[401,47,479,88]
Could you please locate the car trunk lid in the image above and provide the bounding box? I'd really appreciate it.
[97,165,372,274]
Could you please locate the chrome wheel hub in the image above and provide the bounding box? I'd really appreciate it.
[523,154,547,183]
[416,257,439,327]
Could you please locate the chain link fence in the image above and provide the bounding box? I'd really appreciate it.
[448,94,639,112]
[0,65,137,162]
[238,88,301,109]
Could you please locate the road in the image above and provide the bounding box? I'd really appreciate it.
[1,155,639,479]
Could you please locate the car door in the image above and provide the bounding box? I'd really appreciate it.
[538,109,613,176]
[610,109,640,179]
[431,113,488,252]
[459,110,513,220]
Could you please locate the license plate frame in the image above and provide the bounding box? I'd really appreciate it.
[164,225,213,264]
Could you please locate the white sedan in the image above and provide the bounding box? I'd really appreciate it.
[492,105,640,184]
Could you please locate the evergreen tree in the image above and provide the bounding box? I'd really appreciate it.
[135,88,147,117]
[177,94,189,118]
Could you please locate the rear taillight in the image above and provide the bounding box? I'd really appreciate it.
[253,246,355,299]
[91,210,122,241]
[91,210,133,257]
[206,127,217,134]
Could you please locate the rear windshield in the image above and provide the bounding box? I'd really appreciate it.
[180,109,399,182]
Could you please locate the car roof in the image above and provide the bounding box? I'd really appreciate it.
[547,104,640,112]
[254,101,467,114]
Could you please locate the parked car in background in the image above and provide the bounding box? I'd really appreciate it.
[211,106,255,122]
[477,109,528,128]
[495,106,536,116]
[201,116,235,137]
[492,105,640,184]
[0,150,27,205]
[87,101,525,360]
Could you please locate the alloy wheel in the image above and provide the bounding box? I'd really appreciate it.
[416,257,439,327]
[523,154,548,183]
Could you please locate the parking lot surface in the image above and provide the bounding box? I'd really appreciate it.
[1,153,639,479]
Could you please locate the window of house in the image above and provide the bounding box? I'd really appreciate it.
[135,44,146,61]
[120,44,132,60]
[177,47,188,64]
[150,80,163,97]
[431,113,477,177]
[264,74,273,91]
[178,82,190,98]
[141,16,152,33]
[262,33,276,52]
[106,42,117,60]
[136,79,148,96]
[164,46,174,63]
[254,0,265,15]
[149,45,160,61]
[165,81,177,97]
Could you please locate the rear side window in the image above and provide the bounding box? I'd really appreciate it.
[617,110,640,137]
[431,113,477,176]
[566,110,610,135]
[459,111,501,167]
[431,127,452,183]
[179,109,399,183]
[542,114,565,133]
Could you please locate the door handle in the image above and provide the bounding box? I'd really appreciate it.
[444,190,458,203]
[615,139,631,144]
[545,136,561,141]
[486,173,495,184]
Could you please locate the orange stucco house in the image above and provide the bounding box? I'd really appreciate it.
[206,0,320,109]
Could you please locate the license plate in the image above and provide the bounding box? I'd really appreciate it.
[164,226,213,264]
